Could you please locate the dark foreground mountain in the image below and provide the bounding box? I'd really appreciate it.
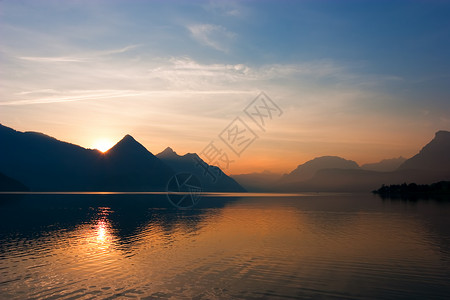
[97,135,174,191]
[0,171,28,191]
[156,147,245,192]
[0,124,244,192]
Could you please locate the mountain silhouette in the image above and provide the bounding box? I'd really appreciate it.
[281,156,360,183]
[156,147,245,192]
[231,171,282,192]
[157,147,179,159]
[107,134,150,157]
[361,157,406,172]
[98,135,174,191]
[274,169,411,192]
[2,123,448,193]
[398,130,450,172]
[272,131,450,192]
[0,124,103,190]
[231,156,360,192]
[0,171,28,191]
[232,131,450,192]
[0,124,244,192]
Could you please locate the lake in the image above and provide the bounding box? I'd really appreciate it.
[1,193,449,299]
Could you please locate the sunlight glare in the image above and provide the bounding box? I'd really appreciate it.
[93,139,114,153]
[97,220,107,243]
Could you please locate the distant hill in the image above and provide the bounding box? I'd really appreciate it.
[399,130,450,172]
[156,147,245,192]
[275,131,450,192]
[281,156,360,183]
[361,157,406,172]
[231,156,360,192]
[231,171,282,192]
[274,168,429,192]
[233,131,450,192]
[0,124,244,192]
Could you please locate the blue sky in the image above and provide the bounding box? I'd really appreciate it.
[1,0,450,173]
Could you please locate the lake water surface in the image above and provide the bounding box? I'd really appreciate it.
[1,193,449,299]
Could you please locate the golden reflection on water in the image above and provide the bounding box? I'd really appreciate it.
[92,207,113,247]
[96,220,108,244]
[0,195,450,299]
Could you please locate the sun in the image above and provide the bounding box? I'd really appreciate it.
[92,139,114,153]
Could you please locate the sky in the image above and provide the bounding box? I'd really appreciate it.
[1,0,450,174]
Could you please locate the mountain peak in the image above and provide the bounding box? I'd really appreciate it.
[399,129,450,171]
[283,155,359,182]
[106,134,150,157]
[114,134,142,147]
[157,147,179,159]
[121,134,137,142]
[435,130,450,139]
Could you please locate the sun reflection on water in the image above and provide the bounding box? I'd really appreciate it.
[96,220,108,243]
[2,196,450,299]
[92,207,114,249]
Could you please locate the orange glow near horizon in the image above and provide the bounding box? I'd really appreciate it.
[92,139,114,153]
[3,121,438,175]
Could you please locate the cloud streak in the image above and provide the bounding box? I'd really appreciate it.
[16,44,140,63]
[187,24,235,52]
[18,56,88,62]
[0,88,255,106]
[0,53,382,107]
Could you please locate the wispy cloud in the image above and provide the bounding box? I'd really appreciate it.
[16,44,140,63]
[0,90,144,106]
[0,54,361,106]
[94,44,140,56]
[203,0,243,17]
[147,57,349,87]
[187,24,235,52]
[0,88,254,106]
[18,56,88,62]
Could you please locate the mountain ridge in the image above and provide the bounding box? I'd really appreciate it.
[0,124,244,192]
[398,130,450,172]
[361,157,406,172]
[281,156,360,183]
[1,124,448,192]
[156,148,246,192]
[232,130,450,192]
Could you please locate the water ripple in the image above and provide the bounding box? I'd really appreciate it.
[1,194,450,299]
